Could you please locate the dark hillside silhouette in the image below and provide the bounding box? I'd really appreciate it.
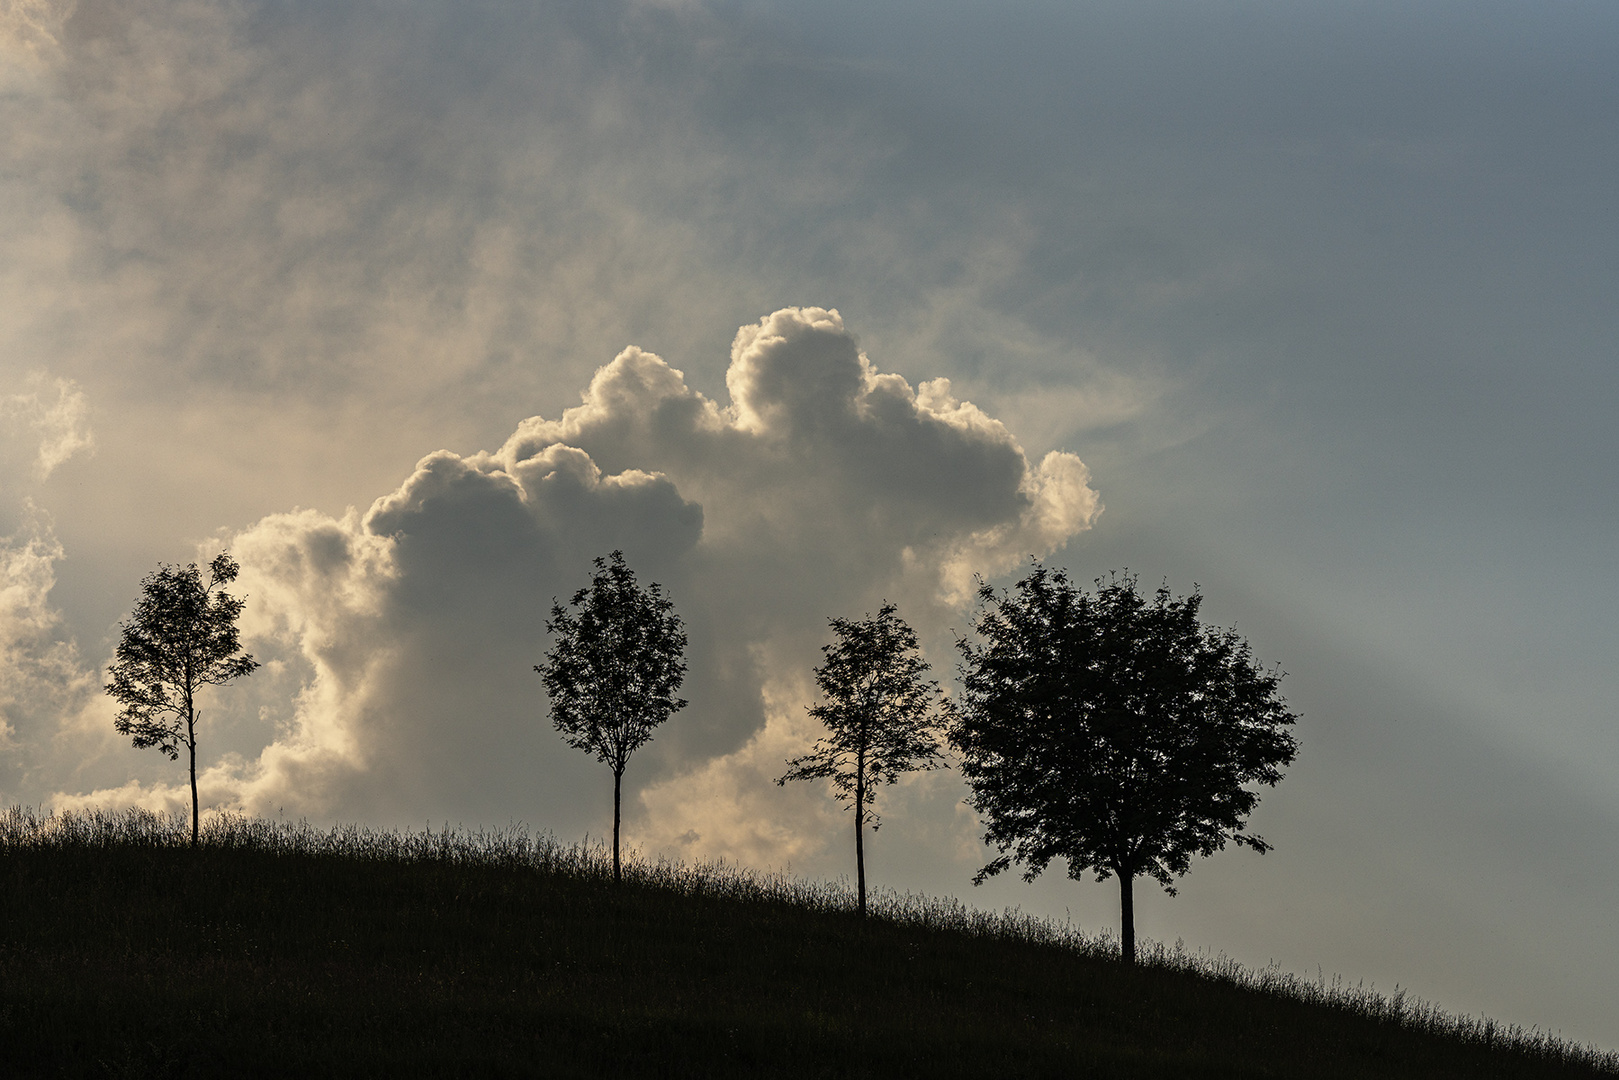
[2,807,1612,1078]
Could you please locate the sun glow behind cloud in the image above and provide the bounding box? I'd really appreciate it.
[49,308,1099,862]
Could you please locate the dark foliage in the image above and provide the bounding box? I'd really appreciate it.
[536,550,687,882]
[778,602,948,916]
[952,565,1299,964]
[2,807,1613,1079]
[103,552,259,845]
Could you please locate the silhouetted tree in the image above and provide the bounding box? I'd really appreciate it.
[951,565,1299,964]
[104,553,260,846]
[537,551,687,883]
[778,602,949,918]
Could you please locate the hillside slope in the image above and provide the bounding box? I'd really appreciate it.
[2,809,1612,1079]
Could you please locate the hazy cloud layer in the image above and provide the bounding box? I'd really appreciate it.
[55,309,1098,858]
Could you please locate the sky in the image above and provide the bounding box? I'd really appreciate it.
[2,0,1616,1048]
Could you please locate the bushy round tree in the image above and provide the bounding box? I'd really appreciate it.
[952,565,1299,964]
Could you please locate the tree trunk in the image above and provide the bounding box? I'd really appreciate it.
[1118,871,1136,965]
[854,772,866,918]
[612,767,623,884]
[187,716,199,848]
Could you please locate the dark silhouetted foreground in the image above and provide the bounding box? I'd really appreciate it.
[2,807,1612,1079]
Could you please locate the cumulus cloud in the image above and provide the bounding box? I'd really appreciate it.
[55,309,1099,863]
[0,374,100,797]
[0,367,97,786]
[0,507,94,777]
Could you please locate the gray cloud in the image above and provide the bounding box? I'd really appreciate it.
[53,308,1097,856]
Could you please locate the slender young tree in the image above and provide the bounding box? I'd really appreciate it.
[952,565,1299,964]
[104,552,260,846]
[778,602,949,918]
[536,551,687,883]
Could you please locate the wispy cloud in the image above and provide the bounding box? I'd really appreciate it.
[2,375,93,480]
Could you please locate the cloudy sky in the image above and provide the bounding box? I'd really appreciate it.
[3,0,1616,1048]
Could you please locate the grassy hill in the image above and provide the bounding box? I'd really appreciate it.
[3,807,1613,1079]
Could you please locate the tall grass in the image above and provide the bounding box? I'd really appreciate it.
[5,804,1615,1075]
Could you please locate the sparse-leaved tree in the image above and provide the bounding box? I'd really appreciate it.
[104,553,260,846]
[952,565,1299,964]
[778,602,948,918]
[536,551,687,882]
